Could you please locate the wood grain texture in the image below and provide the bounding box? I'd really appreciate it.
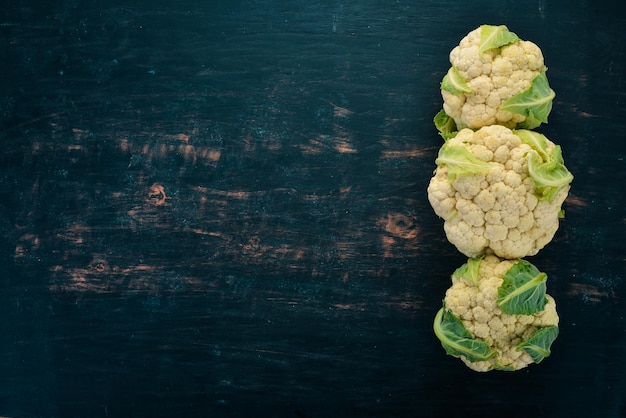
[0,0,624,417]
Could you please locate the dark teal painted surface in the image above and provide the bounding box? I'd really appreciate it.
[0,0,624,416]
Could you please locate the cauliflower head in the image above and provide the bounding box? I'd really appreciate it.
[427,125,573,259]
[438,24,555,132]
[433,255,559,372]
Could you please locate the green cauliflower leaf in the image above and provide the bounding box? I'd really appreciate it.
[441,66,473,95]
[452,257,483,286]
[517,326,559,363]
[497,260,548,315]
[515,130,574,201]
[435,143,494,181]
[501,72,555,129]
[433,307,496,362]
[433,109,458,140]
[479,24,519,54]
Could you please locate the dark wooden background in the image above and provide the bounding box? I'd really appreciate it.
[1,0,624,417]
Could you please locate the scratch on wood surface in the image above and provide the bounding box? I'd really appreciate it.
[14,234,41,259]
[564,193,589,208]
[118,137,222,166]
[49,253,206,293]
[323,99,354,118]
[334,136,357,154]
[567,282,617,303]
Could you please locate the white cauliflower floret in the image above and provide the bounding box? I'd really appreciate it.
[439,25,555,131]
[435,255,560,372]
[427,125,573,259]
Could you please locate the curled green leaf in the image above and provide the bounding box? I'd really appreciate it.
[527,145,574,201]
[514,129,550,160]
[501,72,556,129]
[514,129,574,200]
[497,260,548,315]
[435,143,494,181]
[433,109,458,140]
[433,307,497,362]
[493,362,517,372]
[452,257,484,286]
[517,326,559,363]
[479,24,519,54]
[441,66,473,95]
